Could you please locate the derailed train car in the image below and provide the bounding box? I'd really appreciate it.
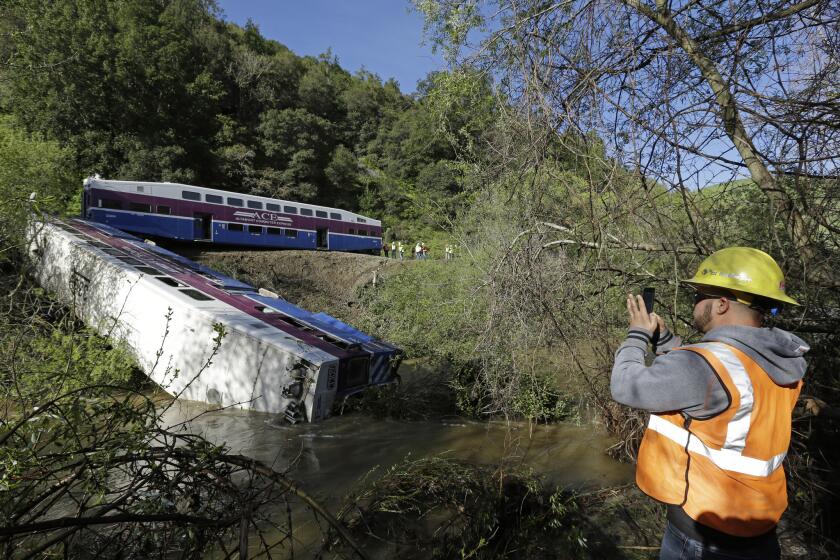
[29,217,401,423]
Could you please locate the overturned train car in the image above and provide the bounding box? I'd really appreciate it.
[29,217,402,423]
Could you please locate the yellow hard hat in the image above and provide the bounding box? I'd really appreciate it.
[683,247,798,306]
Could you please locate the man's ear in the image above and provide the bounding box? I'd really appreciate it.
[715,297,731,315]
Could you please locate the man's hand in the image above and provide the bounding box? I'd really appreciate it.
[627,293,661,333]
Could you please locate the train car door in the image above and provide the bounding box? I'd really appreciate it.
[316,228,328,249]
[193,212,213,240]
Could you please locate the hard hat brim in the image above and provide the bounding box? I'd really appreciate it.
[683,279,800,306]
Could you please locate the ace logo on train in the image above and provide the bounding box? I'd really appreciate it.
[233,210,292,225]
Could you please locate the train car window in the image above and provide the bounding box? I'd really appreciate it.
[248,225,262,234]
[266,203,280,212]
[349,228,356,235]
[315,210,328,218]
[228,223,244,231]
[101,199,122,209]
[156,205,171,215]
[283,205,297,214]
[281,316,306,328]
[136,186,144,192]
[343,356,371,389]
[116,256,144,265]
[129,202,151,213]
[180,289,213,301]
[206,194,223,204]
[358,229,367,236]
[182,191,201,201]
[227,197,243,207]
[267,227,282,235]
[135,266,162,275]
[357,217,367,223]
[247,200,263,209]
[300,208,313,216]
[155,277,181,287]
[330,212,341,220]
[285,229,298,238]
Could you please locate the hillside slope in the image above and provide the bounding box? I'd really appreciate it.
[192,250,403,323]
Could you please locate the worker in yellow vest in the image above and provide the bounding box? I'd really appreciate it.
[611,248,807,560]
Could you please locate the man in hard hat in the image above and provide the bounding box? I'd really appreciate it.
[611,247,808,560]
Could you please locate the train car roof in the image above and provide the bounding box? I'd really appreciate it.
[43,219,341,363]
[56,217,399,356]
[247,294,374,345]
[73,220,255,291]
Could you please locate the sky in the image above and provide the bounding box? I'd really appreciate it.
[215,0,446,95]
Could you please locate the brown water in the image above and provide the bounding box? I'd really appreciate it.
[157,369,632,557]
[159,396,631,507]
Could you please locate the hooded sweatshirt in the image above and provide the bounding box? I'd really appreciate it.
[611,324,809,418]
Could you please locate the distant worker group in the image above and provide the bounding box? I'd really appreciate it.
[381,241,457,261]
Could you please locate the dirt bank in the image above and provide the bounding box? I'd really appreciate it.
[191,249,404,322]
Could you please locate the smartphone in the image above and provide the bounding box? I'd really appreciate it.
[642,287,655,313]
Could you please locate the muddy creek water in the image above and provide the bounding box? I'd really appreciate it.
[157,366,633,557]
[161,401,632,498]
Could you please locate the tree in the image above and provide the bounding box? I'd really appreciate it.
[415,0,839,286]
[2,1,463,213]
[325,144,361,206]
[410,4,839,550]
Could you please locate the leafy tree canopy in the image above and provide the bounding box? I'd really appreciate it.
[0,0,496,227]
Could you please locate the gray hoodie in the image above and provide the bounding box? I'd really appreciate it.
[611,324,809,418]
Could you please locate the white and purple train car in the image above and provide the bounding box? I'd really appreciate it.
[29,217,401,423]
[82,177,383,253]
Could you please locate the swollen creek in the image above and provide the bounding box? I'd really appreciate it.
[157,362,633,556]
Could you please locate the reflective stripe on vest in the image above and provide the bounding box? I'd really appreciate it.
[647,415,787,477]
[647,342,786,477]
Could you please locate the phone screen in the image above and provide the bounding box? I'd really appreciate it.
[642,287,655,313]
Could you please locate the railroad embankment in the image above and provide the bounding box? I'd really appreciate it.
[191,249,402,322]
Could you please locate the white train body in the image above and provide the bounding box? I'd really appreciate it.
[29,218,344,421]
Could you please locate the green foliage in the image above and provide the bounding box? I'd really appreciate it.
[692,180,782,248]
[28,327,136,388]
[0,116,76,265]
[0,0,493,227]
[358,260,484,364]
[510,375,574,422]
[414,0,487,62]
[0,289,137,404]
[421,70,497,160]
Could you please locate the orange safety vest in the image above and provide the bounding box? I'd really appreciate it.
[636,342,802,537]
